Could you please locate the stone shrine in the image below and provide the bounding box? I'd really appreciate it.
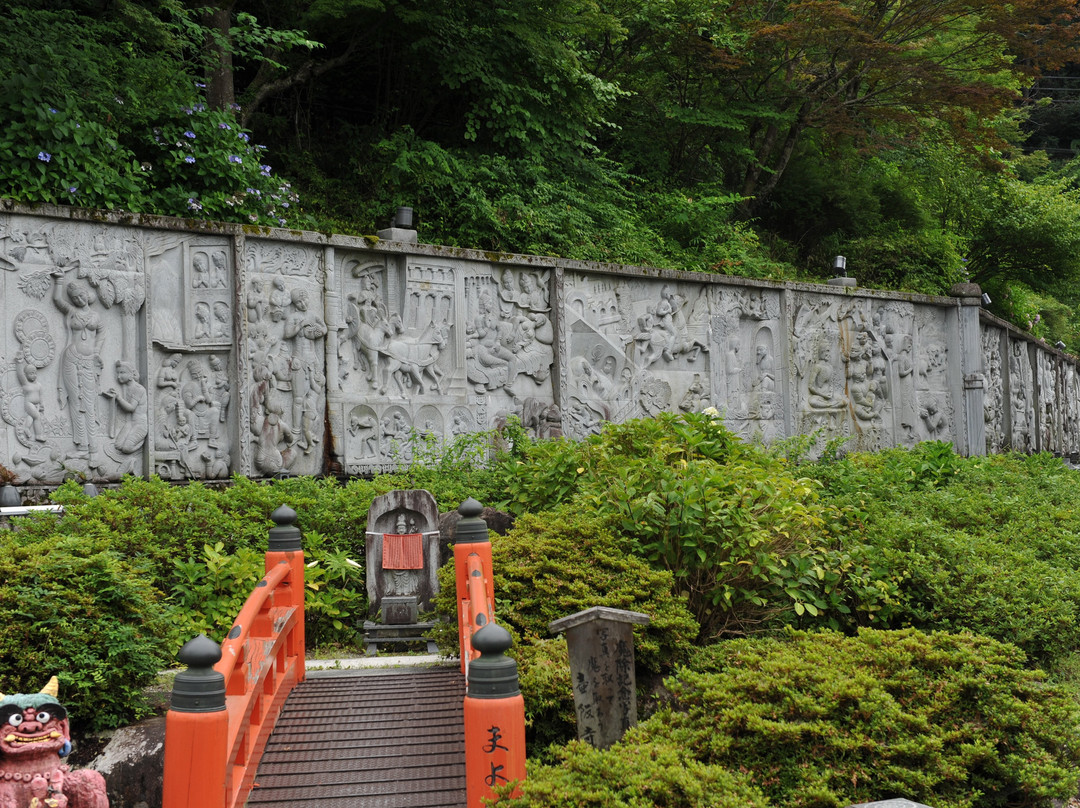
[362,488,440,654]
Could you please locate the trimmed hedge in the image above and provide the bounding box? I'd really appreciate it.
[498,628,1080,807]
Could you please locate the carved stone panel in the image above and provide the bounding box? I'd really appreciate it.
[1008,338,1035,452]
[244,239,325,478]
[1037,349,1060,453]
[1064,361,1080,456]
[560,274,711,439]
[913,306,954,445]
[0,217,148,482]
[147,234,236,480]
[329,255,556,475]
[714,287,782,443]
[982,326,1005,454]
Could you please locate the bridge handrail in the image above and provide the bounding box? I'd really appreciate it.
[453,498,526,807]
[162,504,305,808]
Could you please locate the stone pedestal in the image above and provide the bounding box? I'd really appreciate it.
[847,800,934,808]
[549,606,650,749]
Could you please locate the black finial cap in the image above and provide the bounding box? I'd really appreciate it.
[268,504,302,551]
[171,634,226,713]
[467,622,519,699]
[455,498,489,544]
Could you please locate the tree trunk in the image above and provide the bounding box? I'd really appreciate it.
[204,4,236,113]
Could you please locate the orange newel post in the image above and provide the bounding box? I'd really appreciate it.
[162,634,229,808]
[453,498,494,677]
[463,622,526,807]
[265,503,306,675]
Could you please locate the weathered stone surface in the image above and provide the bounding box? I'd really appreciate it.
[438,506,514,567]
[550,607,650,749]
[1,204,1078,485]
[89,716,165,808]
[847,800,934,808]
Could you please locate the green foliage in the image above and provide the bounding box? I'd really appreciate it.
[380,427,505,511]
[0,531,173,731]
[511,637,577,757]
[656,629,1080,808]
[808,449,1080,665]
[431,507,699,675]
[0,3,308,226]
[495,738,769,808]
[0,68,144,210]
[498,414,902,638]
[833,227,968,296]
[14,475,392,650]
[170,541,265,642]
[139,96,302,225]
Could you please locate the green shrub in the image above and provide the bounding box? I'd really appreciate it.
[431,507,699,751]
[0,532,173,731]
[433,508,699,674]
[512,637,576,757]
[836,227,968,296]
[12,475,388,650]
[808,450,1080,665]
[494,738,769,808]
[654,629,1080,808]
[0,67,145,210]
[498,414,902,638]
[138,95,303,226]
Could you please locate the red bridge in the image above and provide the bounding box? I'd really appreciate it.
[161,500,524,808]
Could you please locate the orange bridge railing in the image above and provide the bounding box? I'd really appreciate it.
[453,498,527,807]
[162,504,306,808]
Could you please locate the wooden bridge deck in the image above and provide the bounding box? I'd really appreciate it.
[245,665,466,808]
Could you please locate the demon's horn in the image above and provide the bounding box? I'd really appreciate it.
[40,676,59,699]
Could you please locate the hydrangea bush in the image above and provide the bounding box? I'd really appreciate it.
[139,94,300,226]
[0,70,303,227]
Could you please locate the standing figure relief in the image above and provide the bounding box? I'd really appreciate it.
[52,269,104,463]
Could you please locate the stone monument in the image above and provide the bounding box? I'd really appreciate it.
[549,606,650,749]
[362,488,441,654]
[0,676,109,807]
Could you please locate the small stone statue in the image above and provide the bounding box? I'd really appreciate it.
[0,677,108,807]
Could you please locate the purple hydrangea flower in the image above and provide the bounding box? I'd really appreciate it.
[218,122,231,130]
[68,186,77,193]
[184,131,196,139]
[37,151,51,162]
[238,132,250,142]
[184,156,196,164]
[228,155,242,164]
[188,198,203,211]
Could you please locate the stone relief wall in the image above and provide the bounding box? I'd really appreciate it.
[2,205,1079,486]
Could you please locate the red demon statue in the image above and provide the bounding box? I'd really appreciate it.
[0,677,108,808]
